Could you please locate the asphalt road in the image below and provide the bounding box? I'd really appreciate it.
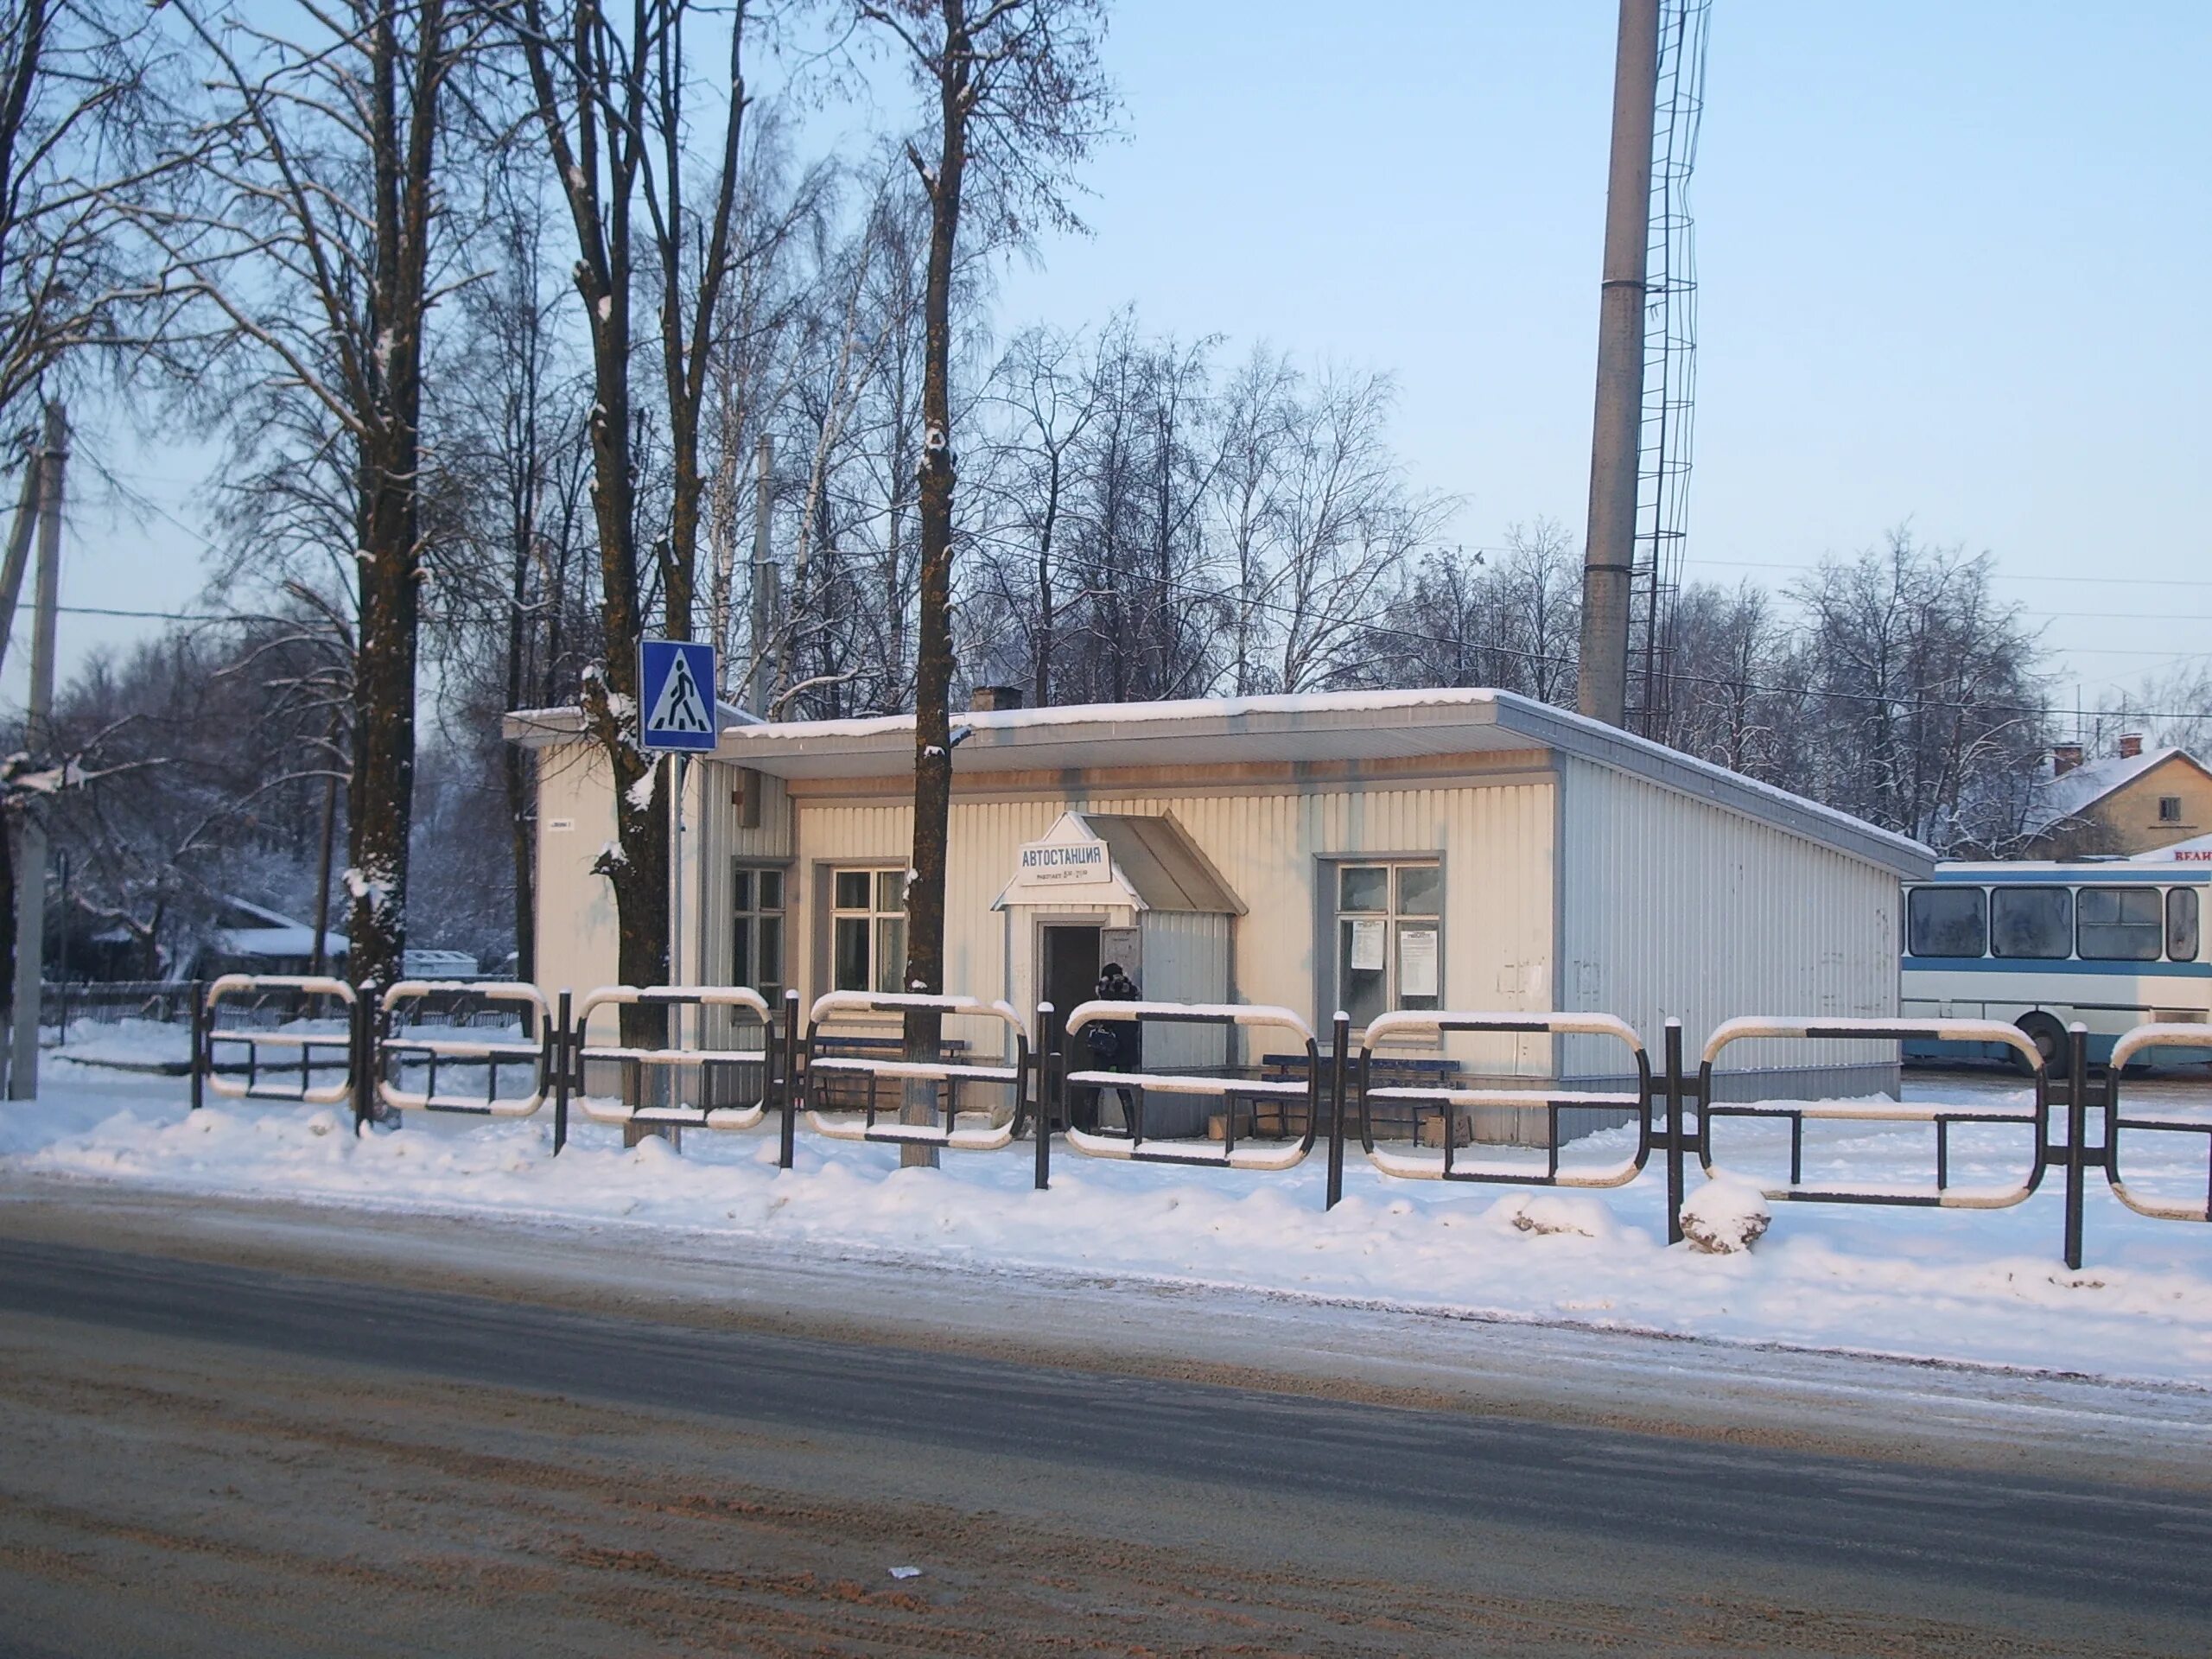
[3,1226,2209,1656]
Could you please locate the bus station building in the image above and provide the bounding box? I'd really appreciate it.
[509,688,1934,1127]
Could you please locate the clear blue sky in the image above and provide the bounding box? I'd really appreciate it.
[17,2,2210,717]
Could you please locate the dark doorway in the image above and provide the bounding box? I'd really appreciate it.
[1040,925,1101,1055]
[1041,924,1103,1133]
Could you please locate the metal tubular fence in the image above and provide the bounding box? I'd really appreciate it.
[1358,1011,1651,1188]
[1060,1001,1321,1173]
[2104,1025,2212,1226]
[200,975,358,1110]
[173,976,2212,1267]
[572,985,782,1133]
[377,980,554,1119]
[1697,1018,2053,1211]
[804,992,1030,1154]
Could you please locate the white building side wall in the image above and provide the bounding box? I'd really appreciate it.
[778,779,1556,1076]
[1557,757,1900,1091]
[531,742,621,1000]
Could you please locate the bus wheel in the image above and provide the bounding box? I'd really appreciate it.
[2017,1012,2069,1074]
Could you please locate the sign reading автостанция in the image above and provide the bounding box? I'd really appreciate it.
[1016,839,1109,884]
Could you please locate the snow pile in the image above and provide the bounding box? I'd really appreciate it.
[1679,1176,1771,1255]
[5,1065,2212,1385]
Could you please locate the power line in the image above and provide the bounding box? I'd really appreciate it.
[58,604,234,623]
[1686,555,2212,591]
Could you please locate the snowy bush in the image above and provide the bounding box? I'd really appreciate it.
[1680,1176,1771,1255]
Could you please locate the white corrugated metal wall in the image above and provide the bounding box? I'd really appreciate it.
[755,780,1558,1077]
[531,742,620,1001]
[1557,757,1901,1092]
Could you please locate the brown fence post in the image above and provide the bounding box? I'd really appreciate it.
[2065,1021,2089,1270]
[1664,1019,1686,1246]
[188,980,207,1112]
[551,989,572,1155]
[777,989,800,1169]
[1325,1011,1350,1211]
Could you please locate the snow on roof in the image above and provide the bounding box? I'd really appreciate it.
[2133,831,2212,865]
[211,893,347,959]
[507,686,1934,876]
[2024,747,2202,835]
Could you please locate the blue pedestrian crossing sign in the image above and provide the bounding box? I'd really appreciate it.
[638,639,719,753]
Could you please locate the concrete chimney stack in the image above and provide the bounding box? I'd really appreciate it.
[970,685,1024,713]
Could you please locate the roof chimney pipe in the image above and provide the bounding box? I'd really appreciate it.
[2119,732,2145,760]
[2053,743,2084,776]
[970,685,1024,713]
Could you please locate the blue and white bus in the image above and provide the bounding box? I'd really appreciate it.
[1901,859,2210,1069]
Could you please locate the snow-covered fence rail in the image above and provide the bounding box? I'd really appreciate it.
[1357,1011,1652,1189]
[173,981,2208,1267]
[1059,1001,1324,1178]
[199,975,360,1114]
[2104,1024,2212,1226]
[569,985,786,1136]
[802,992,1031,1162]
[1698,1016,2062,1246]
[376,982,554,1119]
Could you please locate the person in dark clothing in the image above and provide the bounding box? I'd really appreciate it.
[1084,961,1143,1133]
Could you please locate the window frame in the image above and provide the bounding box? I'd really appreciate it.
[2158,796,2184,824]
[2169,886,2202,963]
[1325,855,1445,1034]
[827,864,908,996]
[1907,885,1989,959]
[2075,884,2163,963]
[1989,885,2075,961]
[729,861,787,1003]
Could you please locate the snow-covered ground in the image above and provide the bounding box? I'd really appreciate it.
[6,1054,2211,1388]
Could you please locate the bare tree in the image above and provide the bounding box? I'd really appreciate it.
[973,321,1103,703]
[506,0,761,1026]
[1263,368,1442,694]
[0,0,168,429]
[141,0,474,988]
[850,0,1111,1154]
[1788,531,2048,852]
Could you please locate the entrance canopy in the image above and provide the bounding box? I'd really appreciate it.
[992,811,1243,913]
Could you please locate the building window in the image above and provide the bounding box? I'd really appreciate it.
[831,868,906,995]
[2170,887,2201,963]
[731,866,785,1001]
[1908,886,1987,957]
[1333,861,1441,1029]
[1990,886,2073,959]
[2159,796,2184,823]
[2076,886,2161,962]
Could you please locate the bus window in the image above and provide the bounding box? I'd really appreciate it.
[1908,887,1986,957]
[2078,887,2161,961]
[1992,887,2073,958]
[2171,887,2202,962]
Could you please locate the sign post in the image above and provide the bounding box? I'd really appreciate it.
[638,638,720,993]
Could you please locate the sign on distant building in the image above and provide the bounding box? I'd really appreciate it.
[638,639,718,753]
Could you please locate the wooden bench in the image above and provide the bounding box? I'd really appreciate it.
[806,1035,994,1118]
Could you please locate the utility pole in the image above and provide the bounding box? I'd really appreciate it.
[0,449,42,677]
[746,435,774,717]
[9,403,66,1098]
[1576,0,1660,730]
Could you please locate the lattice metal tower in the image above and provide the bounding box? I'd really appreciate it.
[1627,0,1711,735]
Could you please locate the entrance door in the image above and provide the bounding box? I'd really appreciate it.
[1039,925,1102,1056]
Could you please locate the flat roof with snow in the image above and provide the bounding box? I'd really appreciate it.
[508,687,1932,876]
